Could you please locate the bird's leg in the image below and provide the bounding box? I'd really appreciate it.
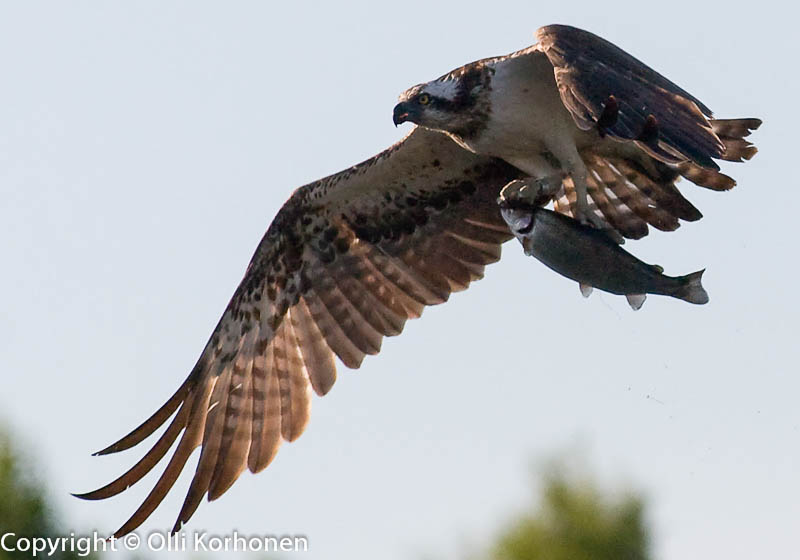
[498,175,563,207]
[553,147,607,230]
[533,173,565,199]
[572,173,605,230]
[498,150,568,207]
[569,168,624,244]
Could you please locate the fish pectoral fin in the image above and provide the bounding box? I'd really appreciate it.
[579,283,593,298]
[626,294,647,310]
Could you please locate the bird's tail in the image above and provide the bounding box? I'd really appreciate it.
[675,118,761,192]
[711,118,762,162]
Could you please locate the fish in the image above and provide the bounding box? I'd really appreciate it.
[498,200,709,310]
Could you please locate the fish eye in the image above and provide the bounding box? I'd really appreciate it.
[417,93,431,105]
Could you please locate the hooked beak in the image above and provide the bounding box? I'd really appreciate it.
[393,102,410,127]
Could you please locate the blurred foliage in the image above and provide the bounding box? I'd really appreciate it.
[0,425,97,560]
[1,423,651,560]
[490,467,650,560]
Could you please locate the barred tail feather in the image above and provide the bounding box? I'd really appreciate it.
[710,118,762,139]
[711,118,762,162]
[677,162,737,191]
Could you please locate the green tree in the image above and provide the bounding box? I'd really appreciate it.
[490,469,650,560]
[0,425,97,560]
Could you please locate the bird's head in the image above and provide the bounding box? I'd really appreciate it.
[393,64,492,138]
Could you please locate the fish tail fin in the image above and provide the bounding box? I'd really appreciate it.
[675,269,709,305]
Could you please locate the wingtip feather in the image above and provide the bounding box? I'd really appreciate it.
[92,377,194,455]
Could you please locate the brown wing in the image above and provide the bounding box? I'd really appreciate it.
[74,127,522,536]
[535,24,760,171]
[533,25,760,239]
[552,151,704,240]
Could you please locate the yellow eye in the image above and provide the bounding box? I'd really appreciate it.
[418,93,431,105]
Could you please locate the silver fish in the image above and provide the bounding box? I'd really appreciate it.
[499,201,709,310]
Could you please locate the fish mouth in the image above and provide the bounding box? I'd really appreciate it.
[499,206,534,234]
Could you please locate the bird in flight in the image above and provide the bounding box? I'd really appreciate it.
[76,24,760,535]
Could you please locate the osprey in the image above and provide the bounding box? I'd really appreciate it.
[76,25,760,535]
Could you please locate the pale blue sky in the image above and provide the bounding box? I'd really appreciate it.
[1,2,797,559]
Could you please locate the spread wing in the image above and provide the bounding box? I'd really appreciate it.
[531,24,760,239]
[534,24,760,170]
[535,24,721,168]
[75,127,523,536]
